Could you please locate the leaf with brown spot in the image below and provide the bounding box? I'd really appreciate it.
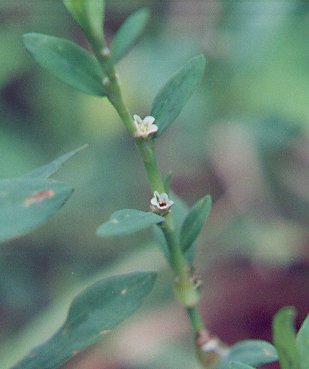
[23,189,56,207]
[10,272,157,369]
[0,178,73,243]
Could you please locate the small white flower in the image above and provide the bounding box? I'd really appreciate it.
[133,114,158,138]
[150,191,174,214]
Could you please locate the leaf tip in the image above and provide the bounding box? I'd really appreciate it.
[22,32,36,48]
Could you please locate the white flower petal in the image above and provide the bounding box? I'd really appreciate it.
[133,114,142,124]
[147,124,158,135]
[143,116,155,126]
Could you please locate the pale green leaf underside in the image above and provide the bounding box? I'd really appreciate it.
[273,307,300,369]
[151,54,206,136]
[10,272,156,369]
[97,209,164,237]
[110,8,150,65]
[217,340,278,369]
[180,194,212,253]
[24,145,88,178]
[230,362,256,369]
[23,33,106,96]
[296,313,309,369]
[0,178,73,243]
[63,0,105,45]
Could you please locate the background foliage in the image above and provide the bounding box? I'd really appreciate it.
[0,1,308,368]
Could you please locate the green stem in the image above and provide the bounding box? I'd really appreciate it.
[160,214,187,282]
[187,306,205,334]
[135,140,165,193]
[96,53,207,351]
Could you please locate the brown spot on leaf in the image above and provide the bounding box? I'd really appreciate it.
[100,329,111,335]
[72,350,80,356]
[24,189,55,207]
[111,218,119,224]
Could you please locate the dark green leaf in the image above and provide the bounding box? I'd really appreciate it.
[24,145,88,179]
[64,0,105,48]
[0,178,73,243]
[10,272,156,369]
[96,209,165,237]
[230,362,256,369]
[296,313,309,369]
[272,307,300,369]
[110,8,150,65]
[217,340,278,369]
[23,33,106,96]
[180,194,212,253]
[151,54,206,136]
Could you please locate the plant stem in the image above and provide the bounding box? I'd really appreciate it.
[97,55,208,359]
[187,306,205,334]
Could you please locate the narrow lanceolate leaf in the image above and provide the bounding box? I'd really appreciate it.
[0,178,73,243]
[230,362,256,369]
[151,54,206,136]
[180,194,212,253]
[63,0,105,48]
[110,8,150,65]
[24,145,88,178]
[10,272,156,369]
[96,209,165,237]
[217,340,278,369]
[272,307,300,369]
[296,313,309,369]
[23,33,106,96]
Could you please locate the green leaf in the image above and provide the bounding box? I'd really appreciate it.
[0,178,73,243]
[96,209,165,237]
[24,145,88,179]
[109,8,150,65]
[180,194,212,253]
[272,307,300,369]
[296,313,309,369]
[151,54,206,136]
[217,340,278,369]
[10,272,156,369]
[63,0,105,48]
[23,33,106,96]
[230,362,256,369]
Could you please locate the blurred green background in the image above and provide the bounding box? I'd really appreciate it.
[0,1,308,368]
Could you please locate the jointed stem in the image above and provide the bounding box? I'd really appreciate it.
[96,51,209,362]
